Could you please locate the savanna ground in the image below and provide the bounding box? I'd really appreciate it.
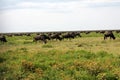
[0,32,120,80]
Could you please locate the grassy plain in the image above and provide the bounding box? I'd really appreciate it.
[0,32,120,80]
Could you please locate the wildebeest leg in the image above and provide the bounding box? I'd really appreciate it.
[44,40,47,44]
[59,37,62,41]
[104,35,106,40]
[104,35,107,40]
[110,35,113,40]
[110,36,112,39]
[43,39,47,44]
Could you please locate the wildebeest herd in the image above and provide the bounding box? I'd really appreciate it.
[0,30,118,44]
[33,32,81,44]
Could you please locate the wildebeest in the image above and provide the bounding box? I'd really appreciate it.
[104,31,115,40]
[73,32,81,37]
[61,32,81,40]
[50,33,62,41]
[14,33,23,36]
[6,34,13,37]
[85,31,90,34]
[33,34,50,44]
[100,31,105,34]
[26,33,31,36]
[0,35,7,42]
[62,32,75,40]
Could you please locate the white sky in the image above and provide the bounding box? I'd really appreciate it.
[0,0,120,33]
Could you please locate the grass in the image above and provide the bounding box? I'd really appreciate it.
[0,32,120,80]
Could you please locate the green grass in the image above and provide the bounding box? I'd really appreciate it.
[0,32,120,80]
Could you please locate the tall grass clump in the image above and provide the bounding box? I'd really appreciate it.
[96,51,114,58]
[75,50,96,59]
[42,44,53,48]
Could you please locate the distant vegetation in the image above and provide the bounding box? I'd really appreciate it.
[0,31,120,80]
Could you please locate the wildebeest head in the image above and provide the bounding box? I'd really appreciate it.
[112,36,116,40]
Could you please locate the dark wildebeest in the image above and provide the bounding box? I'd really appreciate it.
[26,33,31,36]
[72,32,81,37]
[100,31,105,34]
[50,33,62,41]
[0,35,7,42]
[85,31,90,34]
[14,33,23,36]
[62,32,75,40]
[33,34,50,44]
[6,34,13,37]
[104,31,115,40]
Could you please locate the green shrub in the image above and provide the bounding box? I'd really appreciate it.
[42,69,61,80]
[97,51,114,58]
[74,71,96,80]
[0,57,6,63]
[74,50,96,59]
[97,72,118,80]
[21,60,35,73]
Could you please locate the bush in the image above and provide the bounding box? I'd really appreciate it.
[0,57,6,63]
[97,72,118,80]
[42,69,61,80]
[21,60,35,72]
[97,51,113,58]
